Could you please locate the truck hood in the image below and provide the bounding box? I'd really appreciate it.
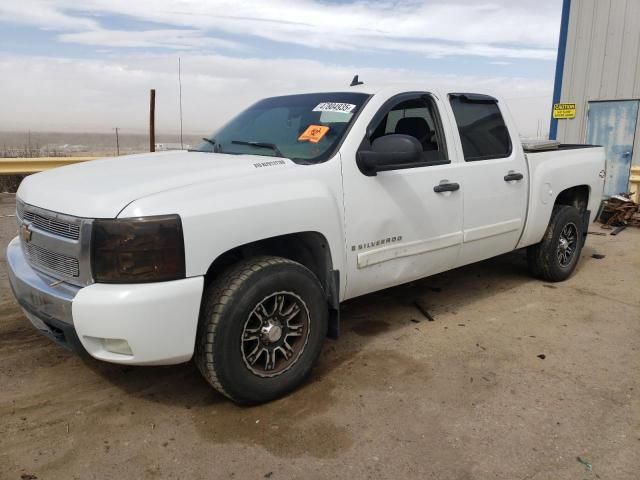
[17,151,293,218]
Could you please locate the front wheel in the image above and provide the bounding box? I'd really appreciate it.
[195,256,328,405]
[527,205,584,282]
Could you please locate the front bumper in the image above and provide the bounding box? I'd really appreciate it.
[7,237,205,365]
[7,237,86,353]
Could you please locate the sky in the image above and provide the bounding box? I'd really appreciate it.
[0,0,563,137]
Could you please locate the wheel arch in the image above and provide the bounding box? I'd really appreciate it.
[203,231,340,338]
[518,184,594,249]
[554,184,592,237]
[553,184,591,212]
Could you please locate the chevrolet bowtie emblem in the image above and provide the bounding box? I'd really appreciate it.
[20,223,32,243]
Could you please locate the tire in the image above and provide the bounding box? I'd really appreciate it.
[195,256,328,405]
[527,205,584,282]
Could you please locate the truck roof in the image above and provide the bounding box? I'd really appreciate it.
[277,84,501,102]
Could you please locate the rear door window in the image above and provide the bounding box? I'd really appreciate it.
[449,94,512,161]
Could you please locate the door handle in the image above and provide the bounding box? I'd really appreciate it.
[433,182,460,193]
[504,172,524,182]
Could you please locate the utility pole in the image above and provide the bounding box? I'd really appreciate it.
[114,127,120,156]
[149,89,156,152]
[179,57,184,149]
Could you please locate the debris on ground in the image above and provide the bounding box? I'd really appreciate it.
[598,193,640,231]
[537,354,546,360]
[576,456,593,472]
[610,225,626,236]
[413,300,435,321]
[591,254,606,259]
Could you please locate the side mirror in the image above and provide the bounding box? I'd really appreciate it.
[356,134,423,176]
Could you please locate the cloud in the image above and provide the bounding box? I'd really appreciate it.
[0,53,552,137]
[0,1,557,138]
[1,0,561,60]
[58,29,244,51]
[0,0,98,31]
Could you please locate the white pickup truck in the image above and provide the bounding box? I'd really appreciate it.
[8,85,605,404]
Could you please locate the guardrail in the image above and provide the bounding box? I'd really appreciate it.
[0,157,98,175]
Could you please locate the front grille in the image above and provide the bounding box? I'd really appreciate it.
[24,242,80,278]
[21,210,80,240]
[16,200,92,285]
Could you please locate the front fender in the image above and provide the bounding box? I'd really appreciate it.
[118,158,346,293]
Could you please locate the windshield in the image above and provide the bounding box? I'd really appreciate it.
[196,92,370,162]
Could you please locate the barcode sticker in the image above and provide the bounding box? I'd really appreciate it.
[313,102,356,114]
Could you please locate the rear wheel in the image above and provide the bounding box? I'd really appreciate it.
[527,205,584,282]
[195,256,328,405]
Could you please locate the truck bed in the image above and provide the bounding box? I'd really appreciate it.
[517,144,606,249]
[522,139,601,153]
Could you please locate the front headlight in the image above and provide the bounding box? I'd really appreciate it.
[91,215,186,283]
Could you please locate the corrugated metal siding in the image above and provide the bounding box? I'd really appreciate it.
[557,0,640,168]
[634,0,640,167]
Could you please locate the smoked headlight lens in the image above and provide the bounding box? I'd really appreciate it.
[91,215,186,283]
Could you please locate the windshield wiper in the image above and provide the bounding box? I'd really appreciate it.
[231,140,284,158]
[189,137,219,153]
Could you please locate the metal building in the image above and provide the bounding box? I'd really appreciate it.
[550,0,640,199]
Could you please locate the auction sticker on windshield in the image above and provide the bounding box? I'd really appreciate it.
[313,102,356,114]
[298,125,330,143]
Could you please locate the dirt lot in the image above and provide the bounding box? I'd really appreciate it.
[1,192,639,480]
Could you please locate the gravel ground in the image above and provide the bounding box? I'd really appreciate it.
[1,192,639,480]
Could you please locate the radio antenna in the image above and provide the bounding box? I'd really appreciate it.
[350,74,364,87]
[179,57,184,149]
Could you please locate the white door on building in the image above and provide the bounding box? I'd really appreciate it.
[587,100,639,197]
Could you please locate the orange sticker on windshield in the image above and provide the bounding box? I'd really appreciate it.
[298,125,329,143]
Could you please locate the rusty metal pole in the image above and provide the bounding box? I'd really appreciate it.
[149,89,156,152]
[114,127,120,156]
